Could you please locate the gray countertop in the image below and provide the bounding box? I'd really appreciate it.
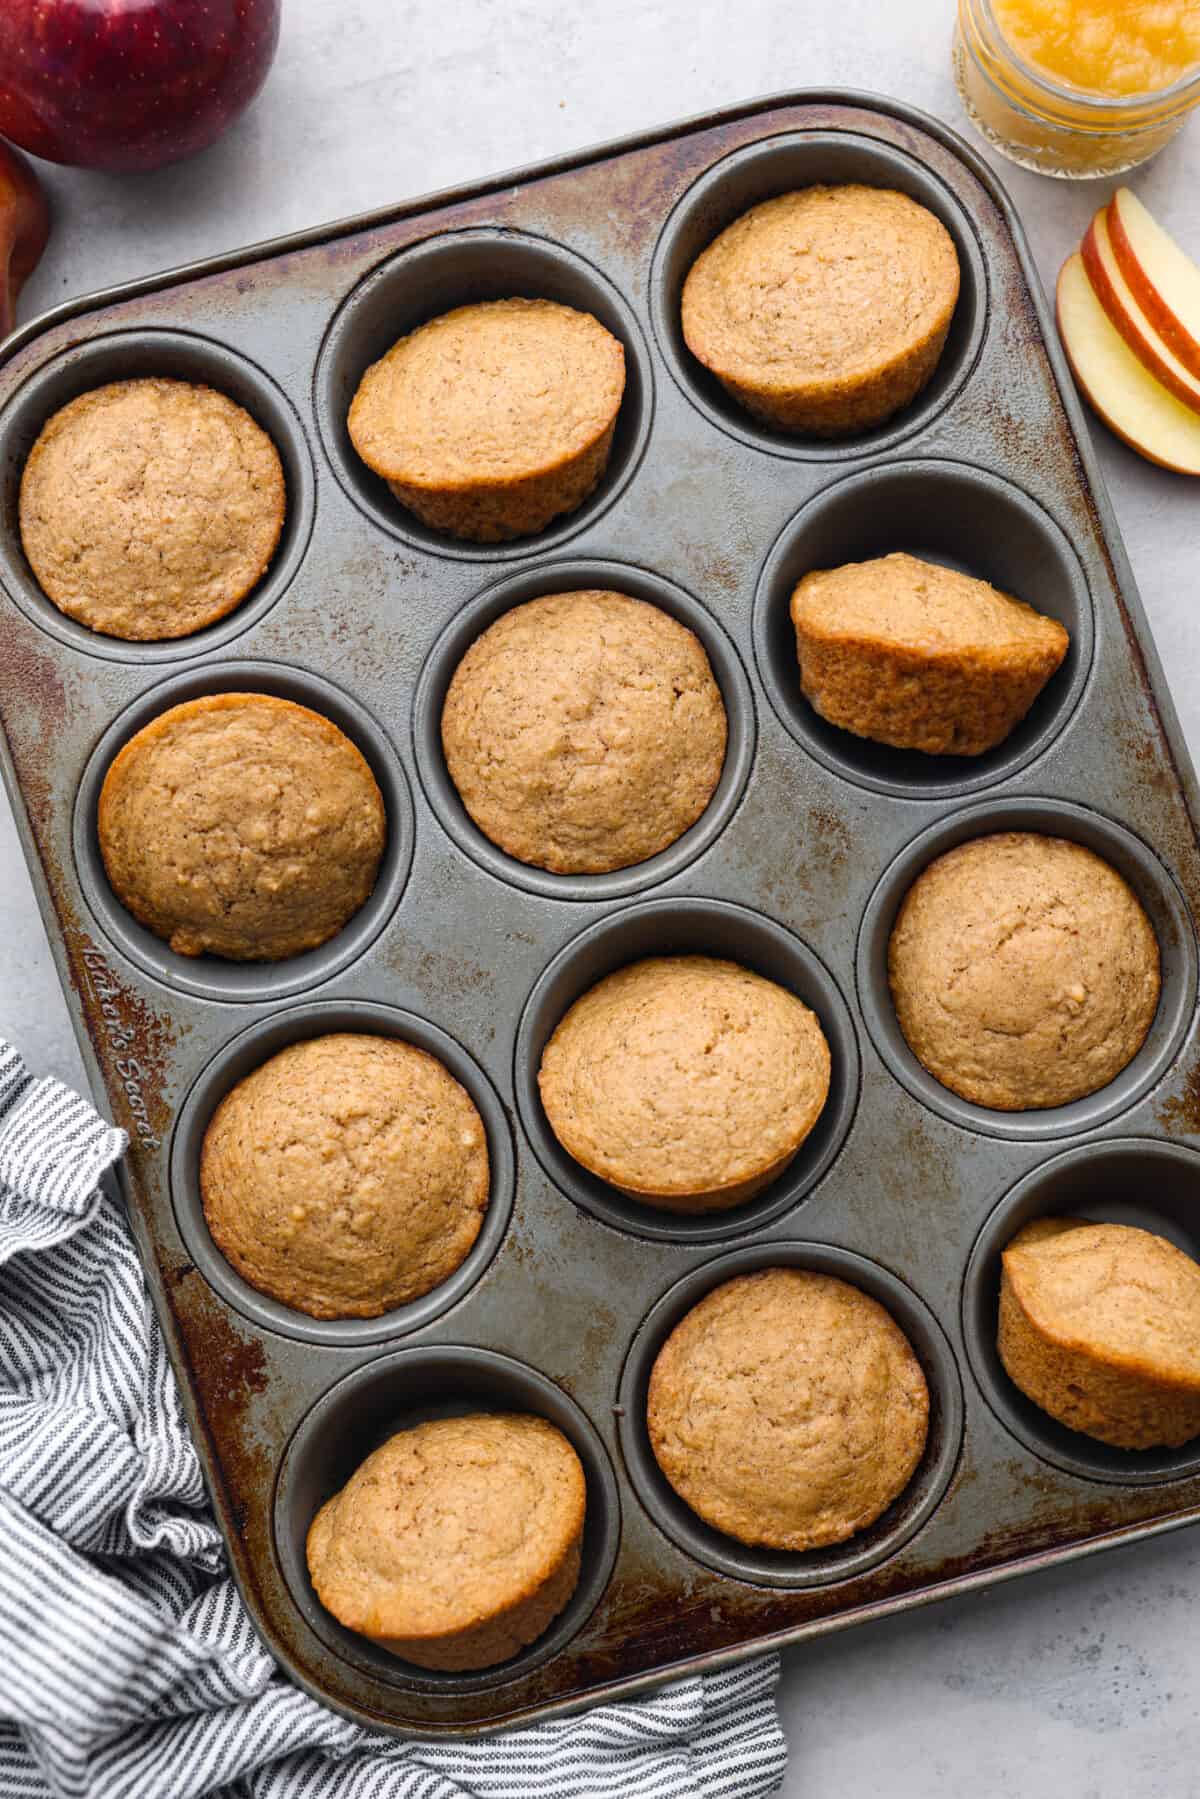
[1,1,1197,1788]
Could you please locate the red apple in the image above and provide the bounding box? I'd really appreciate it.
[0,0,280,174]
[1081,206,1200,418]
[0,138,49,338]
[1057,252,1200,477]
[1108,188,1200,384]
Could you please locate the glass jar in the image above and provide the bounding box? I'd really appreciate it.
[954,0,1200,178]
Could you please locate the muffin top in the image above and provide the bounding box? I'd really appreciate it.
[347,298,625,489]
[538,955,831,1201]
[306,1413,586,1646]
[791,553,1070,660]
[888,833,1160,1111]
[441,590,728,874]
[19,378,285,641]
[97,693,386,961]
[1003,1217,1200,1387]
[647,1268,929,1550]
[200,1033,489,1319]
[681,186,960,394]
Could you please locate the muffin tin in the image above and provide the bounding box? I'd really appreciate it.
[2,91,1200,1735]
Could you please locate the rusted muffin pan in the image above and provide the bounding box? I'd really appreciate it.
[3,91,1200,1736]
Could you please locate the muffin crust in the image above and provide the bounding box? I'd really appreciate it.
[20,378,285,640]
[682,186,960,435]
[306,1413,586,1669]
[538,955,831,1210]
[348,298,625,542]
[441,590,728,873]
[647,1268,929,1549]
[791,552,1069,755]
[200,1033,489,1319]
[97,693,386,961]
[999,1217,1200,1449]
[888,833,1160,1111]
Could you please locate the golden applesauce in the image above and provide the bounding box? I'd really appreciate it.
[992,0,1200,99]
[955,0,1200,176]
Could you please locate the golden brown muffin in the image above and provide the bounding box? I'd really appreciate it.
[999,1217,1200,1449]
[200,1034,489,1319]
[19,378,285,641]
[98,693,386,961]
[681,186,961,436]
[647,1268,929,1550]
[441,590,728,874]
[888,834,1160,1111]
[347,298,625,542]
[790,553,1070,756]
[307,1413,586,1669]
[538,956,831,1211]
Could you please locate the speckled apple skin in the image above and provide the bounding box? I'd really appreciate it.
[0,0,280,172]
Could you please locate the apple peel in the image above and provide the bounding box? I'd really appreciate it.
[1082,208,1200,418]
[1108,188,1200,384]
[0,137,49,340]
[1057,252,1200,477]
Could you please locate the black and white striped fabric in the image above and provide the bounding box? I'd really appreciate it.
[0,1041,787,1799]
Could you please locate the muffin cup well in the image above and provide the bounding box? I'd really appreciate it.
[753,460,1093,800]
[963,1139,1200,1486]
[274,1347,621,1693]
[650,131,987,462]
[0,329,315,664]
[617,1241,963,1587]
[413,557,756,902]
[170,1000,515,1347]
[72,660,414,1004]
[314,228,653,559]
[856,798,1197,1141]
[514,897,859,1243]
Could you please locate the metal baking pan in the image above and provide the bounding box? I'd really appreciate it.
[3,90,1200,1737]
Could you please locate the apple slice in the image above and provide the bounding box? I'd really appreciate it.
[1109,188,1200,382]
[1057,252,1200,476]
[1082,207,1200,417]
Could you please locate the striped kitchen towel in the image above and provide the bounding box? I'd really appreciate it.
[0,1040,787,1799]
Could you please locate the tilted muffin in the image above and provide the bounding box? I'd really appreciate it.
[790,553,1069,756]
[888,834,1160,1111]
[647,1268,929,1550]
[19,378,285,641]
[441,590,728,874]
[200,1034,489,1319]
[681,186,960,436]
[999,1217,1200,1449]
[348,298,625,542]
[98,693,386,961]
[306,1413,586,1669]
[538,956,831,1211]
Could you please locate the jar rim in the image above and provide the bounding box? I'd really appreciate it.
[970,0,1200,119]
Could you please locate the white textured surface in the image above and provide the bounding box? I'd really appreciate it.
[2,0,1199,1786]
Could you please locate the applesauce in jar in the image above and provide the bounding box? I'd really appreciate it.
[955,0,1200,176]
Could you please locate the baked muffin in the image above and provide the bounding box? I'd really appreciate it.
[999,1217,1200,1449]
[19,378,285,640]
[200,1034,489,1319]
[888,834,1160,1111]
[538,956,831,1211]
[441,590,728,874]
[790,553,1069,755]
[98,693,386,961]
[307,1413,586,1669]
[348,298,625,542]
[681,186,960,436]
[647,1268,929,1550]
